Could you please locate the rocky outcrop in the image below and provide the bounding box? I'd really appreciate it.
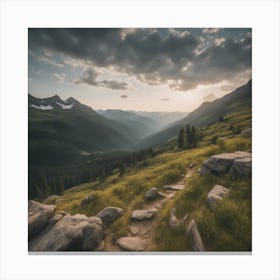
[207,185,229,209]
[116,237,148,251]
[29,214,103,251]
[131,209,158,221]
[169,208,180,230]
[28,200,56,239]
[200,151,252,176]
[186,219,205,251]
[97,207,123,224]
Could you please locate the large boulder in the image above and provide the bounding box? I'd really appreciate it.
[116,237,148,251]
[29,214,103,251]
[131,209,158,221]
[186,219,205,251]
[97,207,123,224]
[230,158,252,176]
[200,151,252,176]
[28,200,56,239]
[144,187,160,201]
[207,185,229,209]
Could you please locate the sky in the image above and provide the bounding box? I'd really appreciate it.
[28,28,252,112]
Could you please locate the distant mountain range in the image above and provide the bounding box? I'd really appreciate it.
[28,80,251,165]
[137,80,252,149]
[29,94,138,165]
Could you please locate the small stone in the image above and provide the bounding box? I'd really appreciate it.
[116,237,148,251]
[144,187,161,201]
[129,225,140,235]
[97,207,123,224]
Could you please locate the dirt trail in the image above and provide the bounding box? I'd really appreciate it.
[104,166,196,251]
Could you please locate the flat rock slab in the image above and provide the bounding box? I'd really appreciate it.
[163,184,185,191]
[28,200,56,239]
[116,237,148,251]
[131,209,158,221]
[207,185,229,208]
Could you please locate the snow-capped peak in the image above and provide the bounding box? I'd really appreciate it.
[56,102,74,109]
[30,104,53,110]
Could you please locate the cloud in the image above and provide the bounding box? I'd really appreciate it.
[29,28,251,91]
[120,95,128,98]
[75,67,128,90]
[161,98,170,101]
[203,93,217,102]
[52,72,66,83]
[202,28,221,34]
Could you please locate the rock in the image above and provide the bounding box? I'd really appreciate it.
[188,162,195,168]
[200,151,252,176]
[59,211,69,216]
[207,185,229,209]
[163,184,185,191]
[129,225,140,235]
[144,187,162,201]
[241,128,252,137]
[97,207,123,224]
[116,237,148,251]
[186,219,205,251]
[42,195,61,204]
[28,200,56,239]
[48,213,64,226]
[169,208,180,230]
[230,158,252,176]
[80,193,95,206]
[131,209,158,221]
[29,214,103,251]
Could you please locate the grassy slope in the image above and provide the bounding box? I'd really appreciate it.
[47,108,251,251]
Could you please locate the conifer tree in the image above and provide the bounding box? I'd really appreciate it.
[178,128,184,148]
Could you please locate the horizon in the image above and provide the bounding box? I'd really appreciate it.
[28,28,252,112]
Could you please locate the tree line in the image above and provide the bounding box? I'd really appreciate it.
[28,147,155,200]
[178,124,203,149]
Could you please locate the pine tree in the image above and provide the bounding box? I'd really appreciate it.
[178,128,184,148]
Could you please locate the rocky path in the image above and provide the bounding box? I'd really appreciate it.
[110,167,196,251]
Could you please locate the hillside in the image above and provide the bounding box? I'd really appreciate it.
[137,80,252,149]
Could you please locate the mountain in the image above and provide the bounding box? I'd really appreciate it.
[130,111,188,128]
[97,109,160,139]
[137,80,252,149]
[28,94,138,165]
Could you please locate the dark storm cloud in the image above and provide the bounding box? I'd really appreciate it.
[29,28,251,91]
[75,67,128,90]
